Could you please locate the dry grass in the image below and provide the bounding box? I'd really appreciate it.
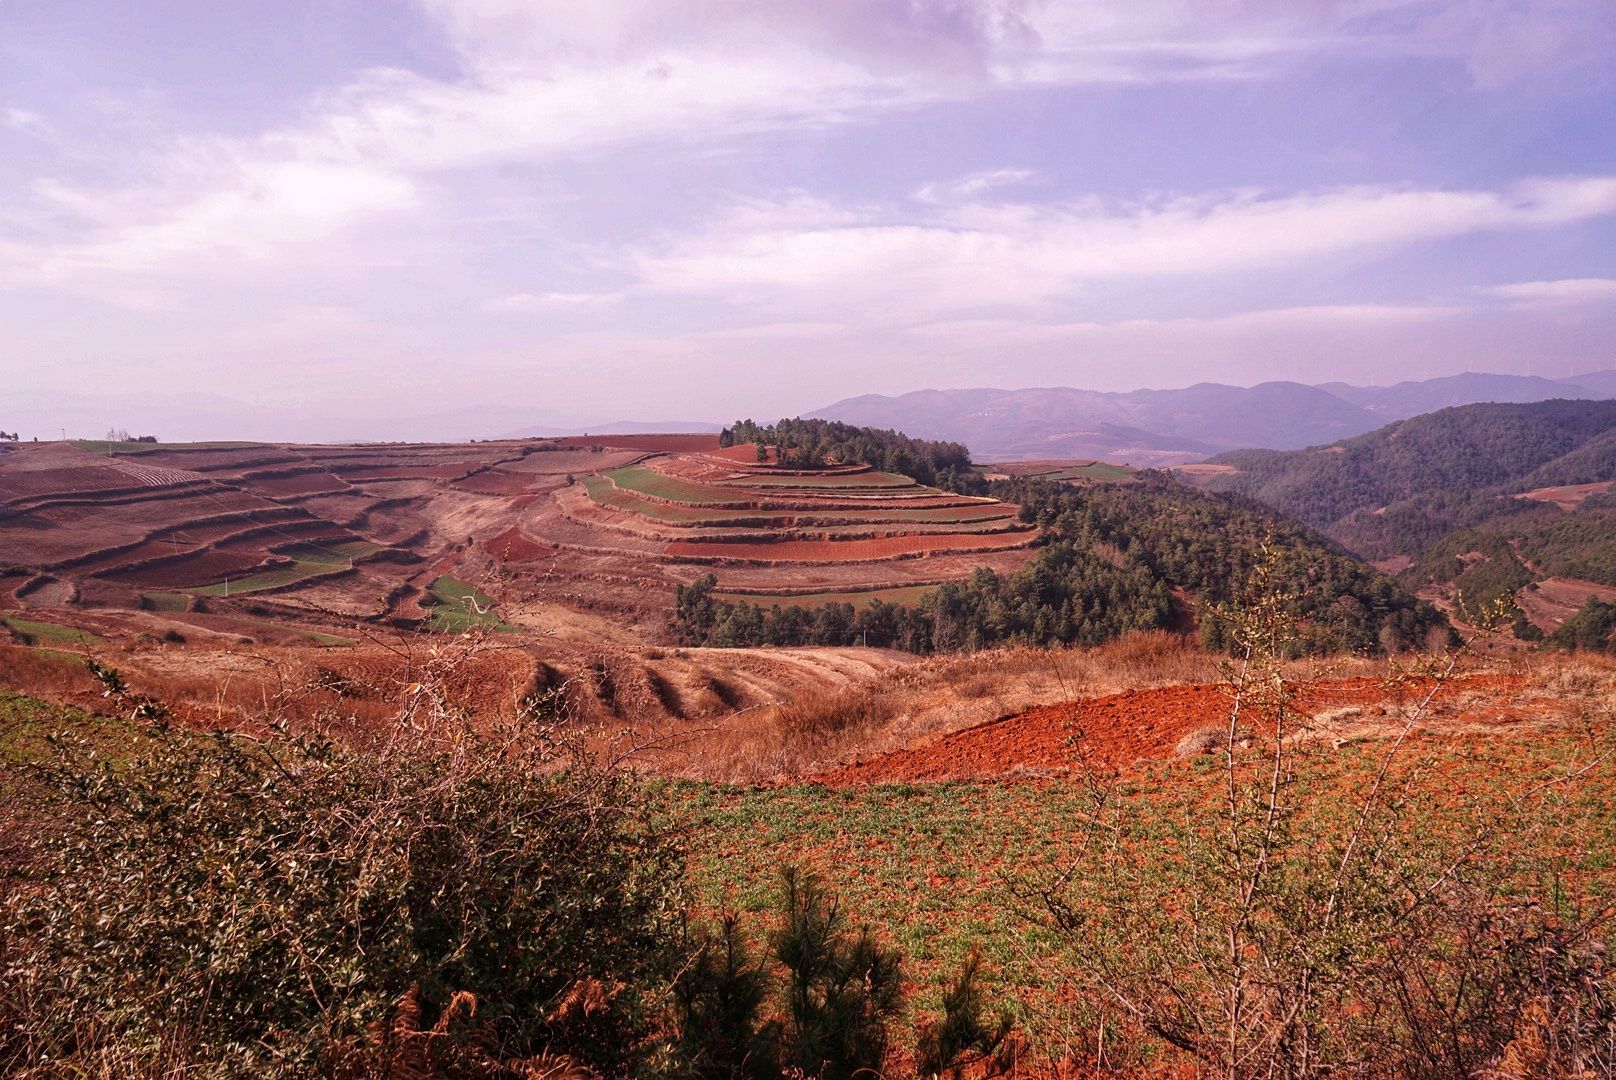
[668,632,1238,783]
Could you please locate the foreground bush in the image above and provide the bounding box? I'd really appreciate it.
[0,692,684,1078]
[1035,568,1616,1077]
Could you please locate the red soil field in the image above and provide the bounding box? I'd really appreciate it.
[665,530,1035,562]
[450,469,540,495]
[240,473,348,497]
[1515,480,1616,512]
[101,548,267,588]
[0,466,148,501]
[485,526,555,563]
[701,444,779,464]
[821,675,1526,784]
[331,465,473,481]
[552,433,722,453]
[502,449,645,475]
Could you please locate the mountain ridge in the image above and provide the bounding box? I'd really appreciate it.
[809,371,1616,464]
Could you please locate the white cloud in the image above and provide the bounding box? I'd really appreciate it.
[916,167,1038,203]
[3,107,51,137]
[1482,278,1616,306]
[11,0,1611,296]
[483,291,625,312]
[635,177,1616,318]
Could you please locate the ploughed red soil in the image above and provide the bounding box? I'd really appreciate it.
[485,526,555,562]
[820,674,1527,784]
[551,433,722,453]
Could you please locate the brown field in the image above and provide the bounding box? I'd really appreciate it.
[0,436,1039,732]
[551,432,722,452]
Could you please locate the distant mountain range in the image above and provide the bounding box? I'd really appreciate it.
[810,371,1616,464]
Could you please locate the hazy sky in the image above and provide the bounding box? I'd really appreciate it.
[4,0,1616,439]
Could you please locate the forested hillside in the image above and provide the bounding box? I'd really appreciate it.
[1197,400,1616,646]
[1205,400,1616,530]
[676,474,1448,655]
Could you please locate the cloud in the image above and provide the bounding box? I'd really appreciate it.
[1482,278,1616,306]
[32,161,416,287]
[916,167,1038,203]
[3,107,51,138]
[12,0,1611,297]
[635,177,1616,318]
[483,291,625,312]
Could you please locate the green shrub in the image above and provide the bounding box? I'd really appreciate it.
[773,867,903,1080]
[671,868,908,1080]
[1,679,684,1078]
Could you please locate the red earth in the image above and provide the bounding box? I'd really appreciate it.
[819,674,1528,784]
[552,433,723,453]
[485,526,555,563]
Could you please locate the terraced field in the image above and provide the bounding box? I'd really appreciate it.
[565,448,1038,593]
[0,435,1037,693]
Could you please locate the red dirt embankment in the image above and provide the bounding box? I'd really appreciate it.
[552,434,722,453]
[819,675,1524,784]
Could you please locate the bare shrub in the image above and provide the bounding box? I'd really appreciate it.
[0,655,686,1078]
[1033,547,1616,1077]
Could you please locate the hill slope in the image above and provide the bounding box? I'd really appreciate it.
[678,473,1448,657]
[1203,400,1616,530]
[811,371,1616,463]
[1192,400,1616,638]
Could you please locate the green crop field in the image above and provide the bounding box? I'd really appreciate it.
[585,476,761,523]
[423,576,511,633]
[603,466,746,505]
[665,727,1616,1044]
[141,592,190,612]
[189,542,378,596]
[1057,462,1135,483]
[2,616,104,647]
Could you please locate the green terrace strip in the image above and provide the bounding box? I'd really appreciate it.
[141,592,190,612]
[2,615,105,647]
[188,541,381,596]
[605,465,751,505]
[586,475,1017,526]
[423,575,511,632]
[710,584,936,608]
[584,475,760,522]
[714,471,922,489]
[241,618,358,647]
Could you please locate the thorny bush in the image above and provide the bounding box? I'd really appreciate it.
[0,659,685,1078]
[1034,550,1616,1077]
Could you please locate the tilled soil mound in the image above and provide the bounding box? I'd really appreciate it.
[818,675,1526,784]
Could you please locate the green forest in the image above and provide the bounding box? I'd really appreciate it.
[720,418,984,493]
[675,475,1449,656]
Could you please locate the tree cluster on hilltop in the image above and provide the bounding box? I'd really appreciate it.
[720,418,984,493]
[676,475,1448,656]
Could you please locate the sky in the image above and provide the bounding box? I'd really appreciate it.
[3,0,1615,440]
